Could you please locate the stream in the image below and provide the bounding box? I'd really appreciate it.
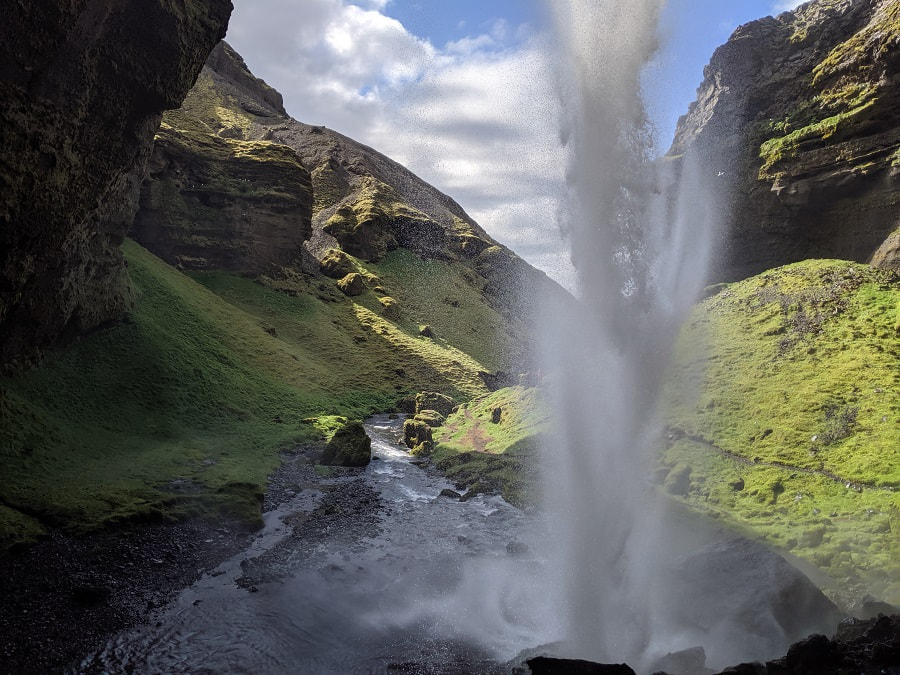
[76,415,842,674]
[77,415,551,674]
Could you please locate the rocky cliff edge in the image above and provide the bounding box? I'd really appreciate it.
[670,0,899,282]
[0,0,233,372]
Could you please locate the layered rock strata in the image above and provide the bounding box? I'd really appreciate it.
[671,0,899,281]
[0,0,233,372]
[131,123,313,273]
[133,40,568,331]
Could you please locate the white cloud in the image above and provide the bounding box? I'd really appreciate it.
[226,0,573,288]
[771,0,806,13]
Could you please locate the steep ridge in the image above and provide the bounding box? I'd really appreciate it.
[132,42,564,361]
[0,0,233,372]
[670,0,899,282]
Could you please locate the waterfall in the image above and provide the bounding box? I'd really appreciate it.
[540,0,715,666]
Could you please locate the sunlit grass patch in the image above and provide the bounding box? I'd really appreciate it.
[369,248,529,374]
[663,259,900,603]
[433,386,549,507]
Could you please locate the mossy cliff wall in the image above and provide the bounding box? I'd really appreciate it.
[132,123,313,273]
[0,0,232,372]
[671,0,899,282]
[131,45,313,274]
[132,41,572,368]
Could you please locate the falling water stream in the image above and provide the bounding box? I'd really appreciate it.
[538,0,718,668]
[535,0,840,671]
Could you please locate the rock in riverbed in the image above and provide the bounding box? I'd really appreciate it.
[320,420,372,467]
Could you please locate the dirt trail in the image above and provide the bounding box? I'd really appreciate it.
[448,408,491,453]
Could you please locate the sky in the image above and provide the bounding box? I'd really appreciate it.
[225,0,808,289]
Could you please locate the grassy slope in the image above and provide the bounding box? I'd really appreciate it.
[0,240,490,550]
[368,249,528,374]
[433,386,549,507]
[662,259,899,604]
[427,260,899,605]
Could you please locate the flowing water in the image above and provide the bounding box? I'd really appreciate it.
[78,417,838,674]
[78,416,553,674]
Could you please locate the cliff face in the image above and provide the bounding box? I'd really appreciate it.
[133,41,566,331]
[671,0,899,281]
[0,0,232,372]
[132,123,312,274]
[131,42,314,274]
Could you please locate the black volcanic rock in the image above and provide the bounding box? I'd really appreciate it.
[526,657,636,674]
[320,420,371,467]
[671,0,899,282]
[716,613,900,674]
[0,0,233,372]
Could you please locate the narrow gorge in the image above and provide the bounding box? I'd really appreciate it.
[0,0,897,673]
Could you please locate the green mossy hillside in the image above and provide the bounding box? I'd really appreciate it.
[663,259,899,605]
[368,249,530,373]
[0,240,494,552]
[433,386,550,507]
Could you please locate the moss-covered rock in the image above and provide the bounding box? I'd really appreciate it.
[378,295,400,319]
[414,409,445,428]
[320,420,371,467]
[320,248,357,279]
[337,272,366,296]
[409,439,434,457]
[403,419,433,453]
[664,463,693,496]
[415,392,455,417]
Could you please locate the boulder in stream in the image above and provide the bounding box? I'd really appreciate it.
[320,420,371,467]
[415,391,455,417]
[414,409,445,427]
[403,418,433,452]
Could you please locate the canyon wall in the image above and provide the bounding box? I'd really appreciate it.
[671,0,899,281]
[0,0,233,371]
